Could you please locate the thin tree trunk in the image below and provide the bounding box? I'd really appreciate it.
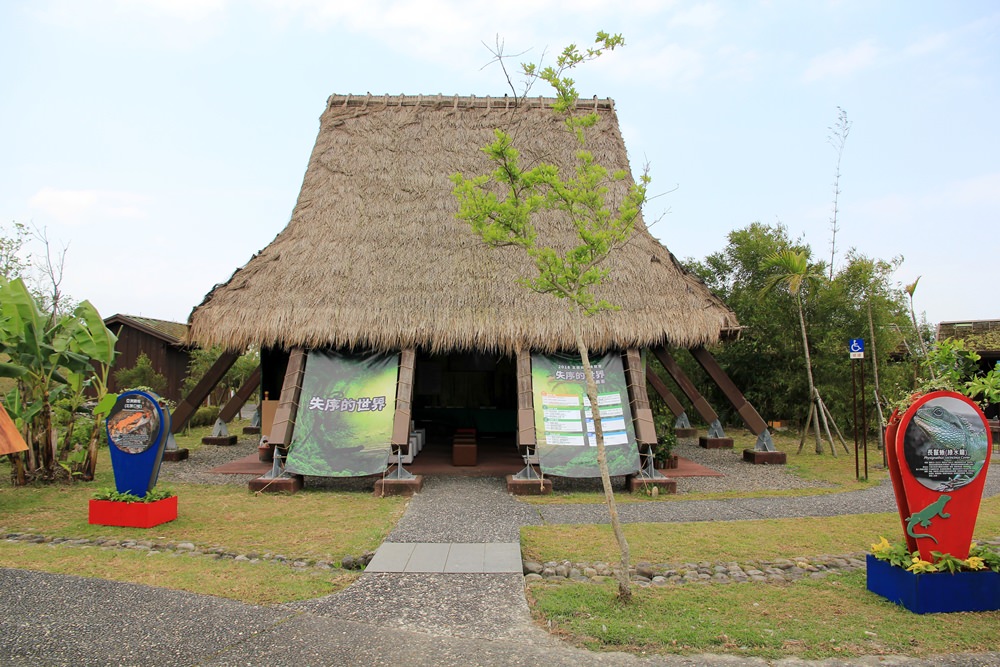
[11,451,26,486]
[58,413,77,461]
[797,403,814,454]
[575,304,631,602]
[866,300,886,432]
[811,397,824,454]
[83,420,101,481]
[819,397,850,453]
[815,395,838,457]
[796,296,826,454]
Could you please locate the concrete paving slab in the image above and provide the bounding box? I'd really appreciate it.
[407,543,451,572]
[443,543,485,572]
[367,542,524,573]
[366,542,416,572]
[483,543,523,573]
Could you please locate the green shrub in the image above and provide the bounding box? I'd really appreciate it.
[114,353,168,396]
[191,405,221,427]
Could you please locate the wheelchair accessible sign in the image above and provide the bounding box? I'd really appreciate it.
[849,338,865,359]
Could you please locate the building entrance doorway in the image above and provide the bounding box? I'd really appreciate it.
[408,351,522,474]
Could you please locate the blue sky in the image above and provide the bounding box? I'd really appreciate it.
[2,1,998,329]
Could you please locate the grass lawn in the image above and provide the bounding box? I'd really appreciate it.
[0,425,407,603]
[528,571,1000,660]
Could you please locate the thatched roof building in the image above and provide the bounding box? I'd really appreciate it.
[188,94,737,354]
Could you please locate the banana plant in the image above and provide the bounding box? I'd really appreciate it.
[0,278,92,482]
[67,299,118,480]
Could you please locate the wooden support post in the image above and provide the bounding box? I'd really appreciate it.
[391,349,416,446]
[268,348,307,449]
[688,347,767,435]
[170,350,240,434]
[688,346,781,457]
[515,349,536,449]
[651,348,720,427]
[645,362,686,418]
[623,349,656,446]
[218,365,261,423]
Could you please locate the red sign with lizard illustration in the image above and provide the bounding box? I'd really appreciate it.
[886,391,992,561]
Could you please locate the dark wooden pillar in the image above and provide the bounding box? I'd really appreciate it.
[688,347,767,435]
[391,348,416,446]
[267,347,307,448]
[652,347,724,436]
[515,349,536,449]
[688,346,777,453]
[170,350,240,433]
[623,349,656,445]
[645,362,687,419]
[218,365,261,423]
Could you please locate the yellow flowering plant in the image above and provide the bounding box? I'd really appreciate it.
[870,537,1000,573]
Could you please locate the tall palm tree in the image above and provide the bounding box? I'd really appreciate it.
[760,249,842,455]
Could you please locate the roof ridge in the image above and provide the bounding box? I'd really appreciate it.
[325,93,615,111]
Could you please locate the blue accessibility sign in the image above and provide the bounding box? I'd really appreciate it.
[849,338,865,358]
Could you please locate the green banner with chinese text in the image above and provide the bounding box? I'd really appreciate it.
[286,350,398,477]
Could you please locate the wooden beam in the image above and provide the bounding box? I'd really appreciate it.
[515,349,536,448]
[170,350,240,433]
[623,349,656,445]
[651,347,719,426]
[645,363,685,418]
[391,349,416,446]
[688,346,768,436]
[218,365,261,423]
[267,347,307,448]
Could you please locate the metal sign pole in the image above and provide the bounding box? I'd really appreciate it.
[848,338,865,482]
[852,358,860,481]
[861,354,868,480]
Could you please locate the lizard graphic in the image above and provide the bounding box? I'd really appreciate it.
[906,495,951,544]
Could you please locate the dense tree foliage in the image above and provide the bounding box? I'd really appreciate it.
[682,222,914,439]
[182,346,259,407]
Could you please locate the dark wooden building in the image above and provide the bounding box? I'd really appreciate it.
[104,314,193,402]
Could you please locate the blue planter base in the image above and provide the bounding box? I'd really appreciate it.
[866,554,1000,614]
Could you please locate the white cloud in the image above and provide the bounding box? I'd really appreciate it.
[616,43,705,89]
[120,0,229,22]
[669,2,723,29]
[802,39,881,82]
[28,188,149,227]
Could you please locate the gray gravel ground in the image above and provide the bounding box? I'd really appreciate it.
[5,568,998,667]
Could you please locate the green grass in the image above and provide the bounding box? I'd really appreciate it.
[528,572,1000,660]
[0,441,406,603]
[522,495,1000,564]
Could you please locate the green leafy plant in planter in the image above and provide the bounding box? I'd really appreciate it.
[652,429,677,469]
[93,487,174,503]
[871,536,1000,573]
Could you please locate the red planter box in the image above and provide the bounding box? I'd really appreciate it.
[88,496,178,528]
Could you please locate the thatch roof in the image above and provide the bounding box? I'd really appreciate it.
[105,314,189,347]
[189,94,738,355]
